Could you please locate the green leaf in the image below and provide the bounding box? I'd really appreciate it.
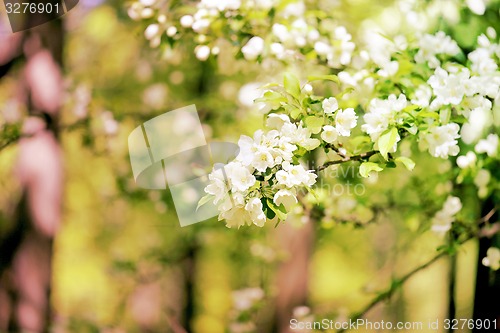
[417,111,439,119]
[337,87,355,98]
[260,82,281,89]
[307,74,340,85]
[304,116,324,134]
[439,108,451,124]
[196,194,213,211]
[254,91,286,105]
[359,162,383,178]
[308,100,323,112]
[395,156,416,171]
[403,104,420,112]
[386,161,396,168]
[267,199,287,220]
[377,127,398,160]
[290,108,302,119]
[265,207,276,220]
[284,73,301,98]
[306,187,320,201]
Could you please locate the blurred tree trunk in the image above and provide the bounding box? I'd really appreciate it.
[274,221,314,333]
[473,199,500,332]
[0,15,64,333]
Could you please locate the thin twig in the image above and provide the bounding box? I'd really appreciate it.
[0,133,27,151]
[337,235,474,333]
[317,150,379,172]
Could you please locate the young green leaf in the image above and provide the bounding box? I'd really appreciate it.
[284,73,301,99]
[304,116,324,134]
[395,156,416,171]
[417,111,439,119]
[307,74,340,85]
[377,127,398,160]
[359,162,383,178]
[267,199,287,220]
[196,194,213,211]
[290,107,302,119]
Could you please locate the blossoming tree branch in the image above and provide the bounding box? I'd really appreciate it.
[128,0,500,321]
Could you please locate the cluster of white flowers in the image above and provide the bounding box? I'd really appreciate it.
[475,134,499,157]
[474,169,491,198]
[128,0,157,21]
[414,31,460,68]
[159,0,357,65]
[468,33,499,75]
[456,133,497,199]
[431,196,462,236]
[428,67,471,107]
[232,287,264,311]
[361,94,406,152]
[129,0,180,47]
[205,114,320,228]
[428,67,498,112]
[320,97,358,143]
[482,247,500,271]
[241,36,265,61]
[313,26,355,68]
[456,151,477,169]
[419,123,460,159]
[229,287,265,333]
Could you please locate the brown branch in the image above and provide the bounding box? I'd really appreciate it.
[317,150,379,172]
[336,213,500,333]
[337,247,456,332]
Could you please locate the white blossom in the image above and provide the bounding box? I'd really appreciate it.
[456,151,476,169]
[362,94,407,141]
[415,32,460,67]
[322,97,338,114]
[205,169,229,205]
[466,0,487,15]
[232,288,264,311]
[428,67,469,107]
[475,134,498,157]
[280,122,320,150]
[469,48,498,75]
[460,107,492,144]
[195,45,211,61]
[276,162,317,188]
[273,189,298,210]
[474,169,491,187]
[482,247,500,271]
[270,42,286,59]
[139,0,155,6]
[321,125,339,143]
[225,162,256,192]
[272,23,289,42]
[180,15,194,28]
[245,197,266,227]
[266,114,291,130]
[252,148,275,172]
[431,196,462,236]
[314,41,331,56]
[421,123,460,158]
[242,36,265,61]
[411,85,432,107]
[335,107,357,136]
[144,24,160,40]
